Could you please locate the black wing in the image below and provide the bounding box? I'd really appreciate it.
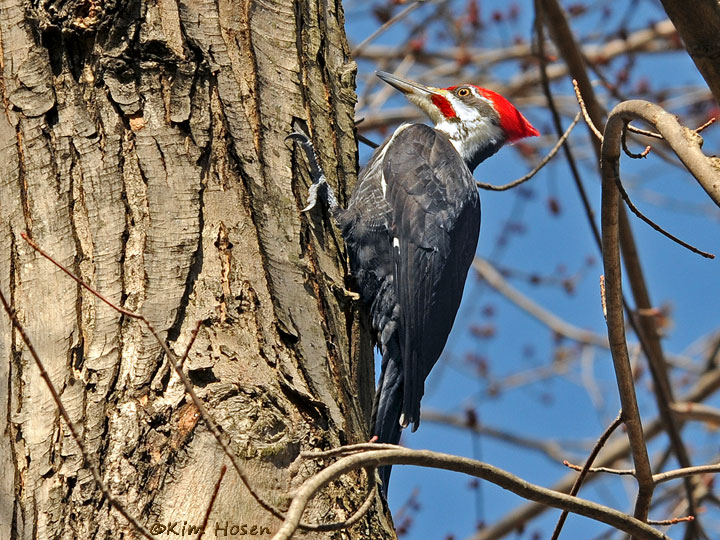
[383,124,481,430]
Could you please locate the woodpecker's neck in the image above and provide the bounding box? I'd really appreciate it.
[434,116,506,173]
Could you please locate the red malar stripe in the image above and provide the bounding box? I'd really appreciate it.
[431,94,457,119]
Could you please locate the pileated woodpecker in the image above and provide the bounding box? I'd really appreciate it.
[289,71,538,494]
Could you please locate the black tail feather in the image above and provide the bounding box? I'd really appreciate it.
[373,354,403,496]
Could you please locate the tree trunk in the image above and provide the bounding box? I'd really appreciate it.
[0,0,394,538]
[660,0,720,105]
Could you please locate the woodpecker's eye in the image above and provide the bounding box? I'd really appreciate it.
[456,87,471,97]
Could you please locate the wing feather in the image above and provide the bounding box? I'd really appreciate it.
[383,124,481,430]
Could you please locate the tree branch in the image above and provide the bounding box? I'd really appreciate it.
[476,112,581,191]
[600,110,656,523]
[474,257,610,348]
[604,100,720,207]
[471,363,720,540]
[271,447,670,540]
[551,413,624,540]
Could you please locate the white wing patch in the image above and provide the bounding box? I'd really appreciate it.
[378,123,415,200]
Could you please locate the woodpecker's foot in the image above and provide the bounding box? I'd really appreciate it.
[331,282,361,301]
[286,131,339,213]
[302,174,329,213]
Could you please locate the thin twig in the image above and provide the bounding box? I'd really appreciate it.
[622,126,652,159]
[0,289,156,540]
[352,1,425,57]
[572,79,604,142]
[612,170,714,259]
[653,463,720,485]
[180,319,204,368]
[20,233,375,533]
[476,112,581,191]
[694,116,716,134]
[649,517,695,526]
[550,412,624,540]
[627,124,663,139]
[198,465,226,538]
[563,461,635,476]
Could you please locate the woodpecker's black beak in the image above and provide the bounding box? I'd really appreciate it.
[376,71,446,125]
[376,71,435,97]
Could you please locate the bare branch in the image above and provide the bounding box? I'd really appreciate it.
[605,100,720,207]
[551,413,624,540]
[271,447,670,540]
[476,112,581,191]
[670,402,720,426]
[654,464,720,485]
[600,109,656,522]
[474,257,610,348]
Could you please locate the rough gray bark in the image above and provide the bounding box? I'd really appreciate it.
[0,0,393,538]
[660,0,720,105]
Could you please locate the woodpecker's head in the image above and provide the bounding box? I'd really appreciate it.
[376,71,539,171]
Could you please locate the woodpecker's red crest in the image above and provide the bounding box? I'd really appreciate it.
[376,71,538,170]
[444,84,540,142]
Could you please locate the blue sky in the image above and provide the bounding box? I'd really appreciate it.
[343,1,720,538]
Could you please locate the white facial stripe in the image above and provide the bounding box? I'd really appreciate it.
[451,93,485,122]
[436,113,503,163]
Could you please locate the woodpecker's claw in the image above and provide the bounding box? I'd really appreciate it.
[301,176,328,213]
[286,131,338,213]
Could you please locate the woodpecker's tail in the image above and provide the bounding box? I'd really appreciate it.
[372,351,404,496]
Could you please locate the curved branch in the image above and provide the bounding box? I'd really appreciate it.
[271,447,669,540]
[600,114,656,522]
[654,463,720,485]
[476,112,581,191]
[606,100,720,207]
